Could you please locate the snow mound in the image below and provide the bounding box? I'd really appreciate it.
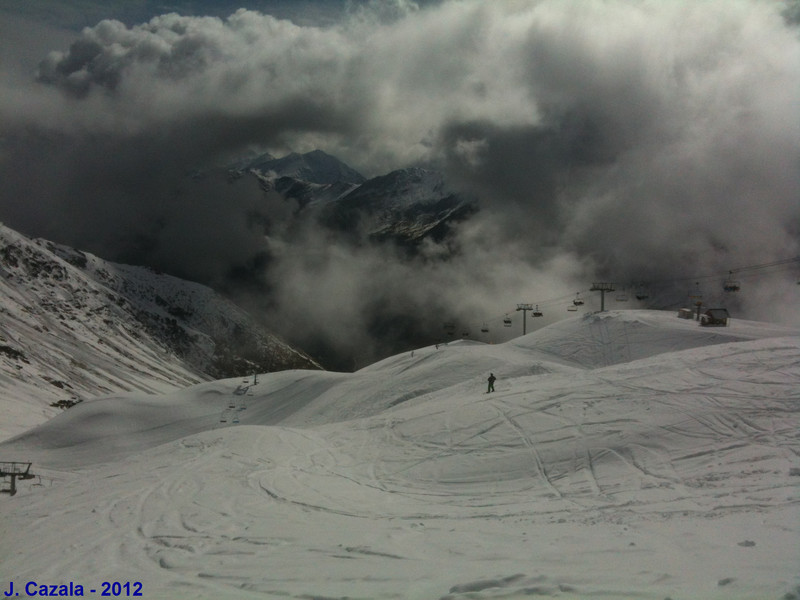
[511,309,800,367]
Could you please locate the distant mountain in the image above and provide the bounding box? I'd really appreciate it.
[318,167,478,245]
[230,150,478,246]
[0,223,321,440]
[240,149,366,186]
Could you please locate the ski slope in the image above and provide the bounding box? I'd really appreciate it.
[1,310,799,599]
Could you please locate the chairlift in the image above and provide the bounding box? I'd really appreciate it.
[480,323,489,333]
[219,413,228,423]
[723,280,740,292]
[232,415,240,424]
[616,292,628,302]
[723,272,740,292]
[635,284,649,300]
[503,315,512,327]
[567,304,578,312]
[573,293,584,306]
[532,305,543,317]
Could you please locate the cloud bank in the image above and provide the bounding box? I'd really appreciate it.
[1,0,798,367]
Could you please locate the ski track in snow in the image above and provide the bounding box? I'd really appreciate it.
[1,311,799,599]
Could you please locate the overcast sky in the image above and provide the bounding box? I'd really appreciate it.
[1,0,798,367]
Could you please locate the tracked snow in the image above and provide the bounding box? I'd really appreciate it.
[0,310,798,600]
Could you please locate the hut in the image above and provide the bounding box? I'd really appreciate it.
[700,308,730,327]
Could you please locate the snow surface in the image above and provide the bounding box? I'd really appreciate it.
[1,310,799,599]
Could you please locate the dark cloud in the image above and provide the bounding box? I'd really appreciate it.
[0,0,798,368]
[433,1,800,284]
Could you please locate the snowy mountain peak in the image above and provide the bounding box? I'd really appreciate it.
[223,149,478,247]
[318,165,477,244]
[338,166,449,207]
[239,149,366,185]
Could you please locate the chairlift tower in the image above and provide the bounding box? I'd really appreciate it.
[689,282,704,320]
[1,461,35,497]
[516,303,534,335]
[590,282,615,311]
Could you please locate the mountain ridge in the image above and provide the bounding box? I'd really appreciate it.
[0,222,321,441]
[238,148,366,186]
[230,149,478,246]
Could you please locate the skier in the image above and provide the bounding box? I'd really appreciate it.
[487,372,496,393]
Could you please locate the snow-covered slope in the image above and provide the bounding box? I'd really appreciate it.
[511,309,800,367]
[0,223,320,441]
[1,311,798,599]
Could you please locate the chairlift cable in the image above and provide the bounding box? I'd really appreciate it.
[596,255,800,290]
